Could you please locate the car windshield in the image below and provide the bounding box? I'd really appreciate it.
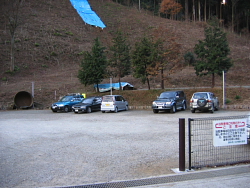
[159,92,175,99]
[59,96,73,102]
[193,93,208,99]
[102,96,113,102]
[82,98,93,104]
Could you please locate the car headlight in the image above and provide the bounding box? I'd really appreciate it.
[81,106,86,109]
[58,104,64,107]
[165,102,171,105]
[152,102,156,106]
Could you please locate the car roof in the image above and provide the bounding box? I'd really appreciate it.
[194,92,211,94]
[161,91,183,93]
[85,96,100,99]
[103,95,122,97]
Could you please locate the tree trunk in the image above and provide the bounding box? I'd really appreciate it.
[192,0,195,22]
[204,0,206,22]
[147,77,150,90]
[185,0,188,21]
[198,0,201,21]
[10,35,15,72]
[161,68,164,89]
[212,73,215,88]
[96,84,100,93]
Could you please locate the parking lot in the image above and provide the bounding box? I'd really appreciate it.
[0,109,249,188]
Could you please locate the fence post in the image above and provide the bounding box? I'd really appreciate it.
[188,118,192,170]
[179,118,185,171]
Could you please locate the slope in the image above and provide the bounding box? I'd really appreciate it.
[0,0,250,108]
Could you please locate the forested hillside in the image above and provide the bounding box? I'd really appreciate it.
[0,0,249,108]
[114,0,250,34]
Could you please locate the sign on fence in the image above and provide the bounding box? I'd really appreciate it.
[213,119,247,147]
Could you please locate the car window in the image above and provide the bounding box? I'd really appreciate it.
[82,98,93,103]
[159,92,175,99]
[116,96,122,101]
[59,96,72,102]
[210,93,215,99]
[102,96,113,102]
[193,93,208,99]
[179,91,184,97]
[120,96,125,101]
[96,98,102,103]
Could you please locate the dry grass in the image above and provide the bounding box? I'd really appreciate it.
[0,0,250,109]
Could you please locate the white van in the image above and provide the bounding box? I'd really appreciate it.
[101,95,128,113]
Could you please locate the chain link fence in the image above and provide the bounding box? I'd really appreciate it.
[187,115,250,170]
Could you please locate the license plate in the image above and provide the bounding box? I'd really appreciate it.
[105,104,110,106]
[75,109,78,112]
[158,106,162,109]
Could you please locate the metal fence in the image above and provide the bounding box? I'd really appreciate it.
[187,115,250,170]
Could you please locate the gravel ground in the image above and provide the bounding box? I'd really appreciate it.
[0,109,249,188]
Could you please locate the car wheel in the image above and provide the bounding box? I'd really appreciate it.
[215,102,219,111]
[64,106,69,112]
[101,111,105,113]
[87,107,92,113]
[210,105,214,113]
[191,109,195,113]
[52,110,57,113]
[153,109,159,113]
[125,105,129,111]
[170,105,176,113]
[182,102,186,111]
[197,98,207,107]
[114,107,118,113]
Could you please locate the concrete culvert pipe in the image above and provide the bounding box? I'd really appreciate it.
[14,91,33,109]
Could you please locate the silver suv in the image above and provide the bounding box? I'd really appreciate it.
[190,92,219,113]
[101,95,128,113]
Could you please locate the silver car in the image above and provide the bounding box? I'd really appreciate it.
[101,95,129,113]
[190,92,219,113]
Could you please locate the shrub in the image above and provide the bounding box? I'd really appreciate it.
[235,95,241,100]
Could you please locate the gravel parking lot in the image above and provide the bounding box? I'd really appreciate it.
[0,109,249,188]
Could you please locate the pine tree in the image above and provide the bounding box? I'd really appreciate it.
[194,26,233,88]
[109,31,131,90]
[132,37,159,90]
[78,38,107,92]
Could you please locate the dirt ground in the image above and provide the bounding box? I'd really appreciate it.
[1,109,249,188]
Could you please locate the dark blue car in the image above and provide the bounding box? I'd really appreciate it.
[51,93,84,112]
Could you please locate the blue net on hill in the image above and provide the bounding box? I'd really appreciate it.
[70,0,106,28]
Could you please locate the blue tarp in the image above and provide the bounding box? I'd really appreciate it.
[94,82,134,92]
[70,0,106,28]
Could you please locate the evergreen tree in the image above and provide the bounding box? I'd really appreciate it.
[109,30,131,90]
[194,26,233,88]
[78,38,107,92]
[132,37,159,90]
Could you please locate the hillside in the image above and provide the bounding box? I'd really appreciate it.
[0,0,250,109]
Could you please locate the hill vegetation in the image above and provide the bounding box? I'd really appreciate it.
[0,0,250,109]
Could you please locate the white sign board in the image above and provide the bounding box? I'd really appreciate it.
[213,119,247,147]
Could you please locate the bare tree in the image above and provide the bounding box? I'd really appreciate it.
[185,0,189,21]
[2,0,23,72]
[231,0,240,32]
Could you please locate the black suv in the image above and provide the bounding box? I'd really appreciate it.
[152,91,187,113]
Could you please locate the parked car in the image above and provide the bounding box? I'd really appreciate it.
[72,96,102,113]
[51,93,84,112]
[190,92,219,113]
[152,91,187,113]
[101,95,128,113]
